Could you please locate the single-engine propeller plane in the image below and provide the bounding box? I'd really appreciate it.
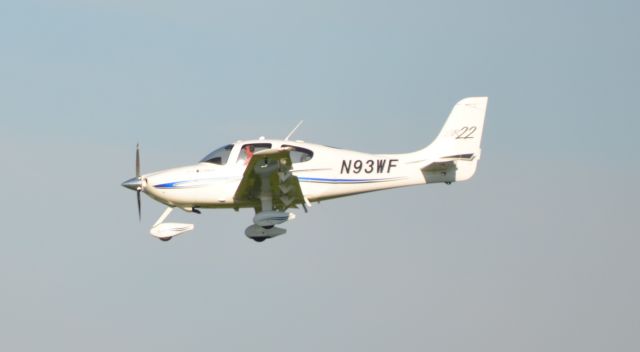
[122,97,488,242]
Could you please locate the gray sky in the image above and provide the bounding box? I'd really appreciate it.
[1,0,639,351]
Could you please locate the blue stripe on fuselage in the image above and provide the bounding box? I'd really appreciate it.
[297,177,402,184]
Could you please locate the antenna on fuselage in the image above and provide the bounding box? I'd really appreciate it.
[284,120,304,141]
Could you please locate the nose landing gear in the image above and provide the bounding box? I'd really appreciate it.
[149,207,195,242]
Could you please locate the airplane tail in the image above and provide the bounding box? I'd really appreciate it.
[415,97,488,184]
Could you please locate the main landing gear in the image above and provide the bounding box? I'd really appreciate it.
[244,224,287,242]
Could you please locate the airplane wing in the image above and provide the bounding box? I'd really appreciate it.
[233,148,305,212]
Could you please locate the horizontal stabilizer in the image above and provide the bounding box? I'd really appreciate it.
[422,161,456,184]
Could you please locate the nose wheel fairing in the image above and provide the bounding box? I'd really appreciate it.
[149,207,195,241]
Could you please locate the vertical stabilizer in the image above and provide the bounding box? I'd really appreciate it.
[419,97,488,183]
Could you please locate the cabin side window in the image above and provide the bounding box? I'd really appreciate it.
[283,145,314,163]
[237,143,272,164]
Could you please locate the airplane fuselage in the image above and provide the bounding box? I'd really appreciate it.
[140,139,429,210]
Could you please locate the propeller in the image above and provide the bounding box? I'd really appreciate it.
[121,143,144,221]
[136,143,141,220]
[136,143,140,178]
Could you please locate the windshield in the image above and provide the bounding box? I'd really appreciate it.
[200,144,234,165]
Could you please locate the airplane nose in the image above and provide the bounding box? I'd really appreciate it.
[122,177,142,191]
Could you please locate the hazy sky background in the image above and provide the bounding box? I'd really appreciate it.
[1,0,638,351]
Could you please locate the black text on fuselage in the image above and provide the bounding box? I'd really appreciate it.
[340,159,398,174]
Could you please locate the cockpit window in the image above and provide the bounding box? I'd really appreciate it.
[237,143,272,164]
[200,144,234,165]
[283,145,314,163]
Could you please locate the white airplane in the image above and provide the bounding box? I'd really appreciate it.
[122,97,488,242]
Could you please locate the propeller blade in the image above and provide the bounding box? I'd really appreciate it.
[137,189,142,221]
[136,143,140,178]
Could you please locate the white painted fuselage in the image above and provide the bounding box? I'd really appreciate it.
[142,140,435,210]
[122,97,488,241]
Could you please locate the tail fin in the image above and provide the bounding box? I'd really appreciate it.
[418,97,488,183]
